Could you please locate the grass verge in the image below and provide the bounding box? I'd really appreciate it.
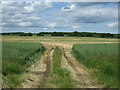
[72,44,118,88]
[46,47,75,88]
[2,41,45,87]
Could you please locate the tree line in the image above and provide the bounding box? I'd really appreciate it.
[1,31,120,38]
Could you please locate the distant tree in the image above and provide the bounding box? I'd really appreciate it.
[37,32,44,36]
[51,32,64,36]
[73,31,79,36]
[19,33,27,36]
[2,32,25,36]
[27,33,33,36]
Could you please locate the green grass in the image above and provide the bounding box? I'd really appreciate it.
[2,36,118,43]
[72,44,118,88]
[2,41,45,87]
[46,47,75,88]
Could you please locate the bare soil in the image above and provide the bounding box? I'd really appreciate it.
[19,46,54,88]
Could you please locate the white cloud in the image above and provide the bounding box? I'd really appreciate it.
[2,2,53,28]
[12,14,26,18]
[25,16,41,20]
[23,2,50,13]
[72,25,80,29]
[47,22,58,28]
[63,6,117,23]
[43,28,47,30]
[32,2,41,6]
[2,1,14,6]
[61,4,76,12]
[70,5,76,9]
[2,27,7,30]
[44,2,53,8]
[23,5,33,13]
[2,2,16,12]
[24,6,35,13]
[107,22,118,27]
[2,2,118,33]
[59,3,117,25]
[2,23,6,26]
[64,24,68,27]
[17,22,32,26]
[2,2,53,14]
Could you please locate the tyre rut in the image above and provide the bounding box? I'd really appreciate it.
[61,47,102,88]
[20,46,54,88]
[38,47,54,88]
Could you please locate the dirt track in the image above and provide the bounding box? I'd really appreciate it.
[20,46,54,88]
[20,41,120,88]
[20,45,102,88]
[61,47,102,88]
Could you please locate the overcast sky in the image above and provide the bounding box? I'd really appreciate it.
[1,1,118,33]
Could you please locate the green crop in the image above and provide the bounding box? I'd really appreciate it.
[72,44,118,88]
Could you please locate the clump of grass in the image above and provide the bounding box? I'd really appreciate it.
[46,47,75,88]
[3,74,23,88]
[2,41,45,87]
[72,44,118,88]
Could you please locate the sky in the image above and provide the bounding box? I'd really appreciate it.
[1,1,119,33]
